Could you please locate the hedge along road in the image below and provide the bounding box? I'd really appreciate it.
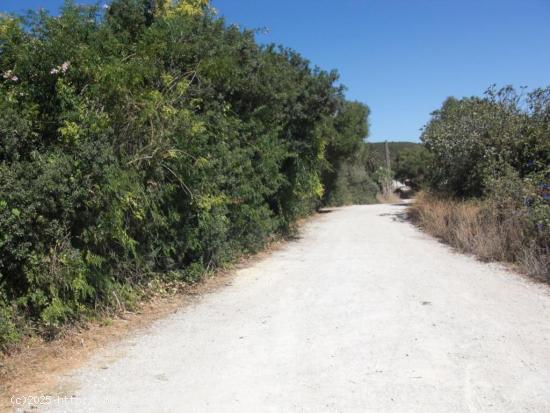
[43,203,550,413]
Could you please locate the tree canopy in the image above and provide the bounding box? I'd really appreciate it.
[0,0,372,348]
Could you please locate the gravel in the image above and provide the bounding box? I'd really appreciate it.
[43,203,550,413]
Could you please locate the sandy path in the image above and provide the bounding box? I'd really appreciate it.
[39,203,550,413]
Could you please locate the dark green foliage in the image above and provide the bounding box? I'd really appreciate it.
[422,86,549,198]
[368,141,419,170]
[0,1,371,349]
[421,85,549,278]
[394,145,432,190]
[322,102,376,206]
[324,143,378,206]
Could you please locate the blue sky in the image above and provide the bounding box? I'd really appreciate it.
[2,1,549,142]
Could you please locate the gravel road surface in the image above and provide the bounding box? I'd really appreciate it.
[43,203,550,413]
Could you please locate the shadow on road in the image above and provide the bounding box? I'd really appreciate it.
[378,211,408,223]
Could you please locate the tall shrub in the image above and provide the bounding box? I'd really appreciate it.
[0,0,372,349]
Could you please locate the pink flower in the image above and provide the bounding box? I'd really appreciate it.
[50,62,70,75]
[2,70,18,82]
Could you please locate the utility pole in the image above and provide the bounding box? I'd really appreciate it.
[384,140,391,170]
[383,140,393,195]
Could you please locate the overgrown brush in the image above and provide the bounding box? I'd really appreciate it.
[323,143,378,206]
[413,85,550,282]
[410,192,549,281]
[0,0,373,350]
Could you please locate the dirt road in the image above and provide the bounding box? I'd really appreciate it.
[43,203,550,412]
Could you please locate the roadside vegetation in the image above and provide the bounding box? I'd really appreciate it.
[369,141,418,169]
[393,145,431,191]
[409,86,549,281]
[0,0,376,350]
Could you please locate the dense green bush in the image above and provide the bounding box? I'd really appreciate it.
[422,86,549,198]
[323,143,378,206]
[393,145,432,190]
[0,0,371,349]
[420,85,549,278]
[321,102,377,205]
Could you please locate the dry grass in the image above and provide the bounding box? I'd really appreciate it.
[0,293,190,412]
[0,274,243,413]
[376,191,402,204]
[409,192,549,282]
